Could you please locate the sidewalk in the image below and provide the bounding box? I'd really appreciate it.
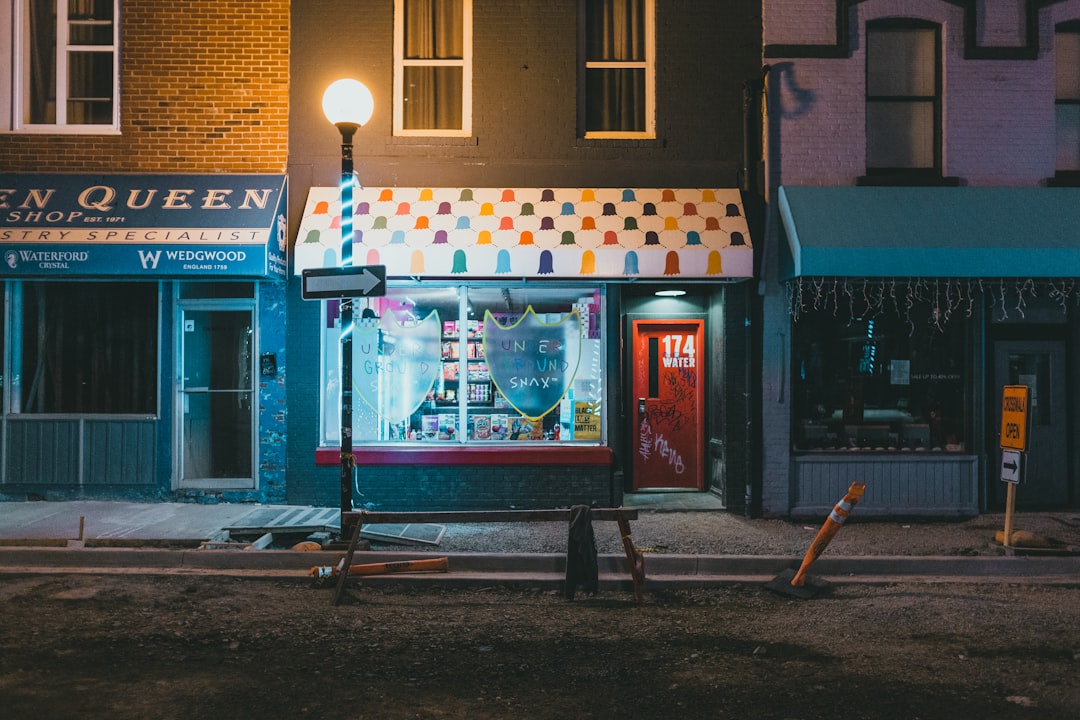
[1,499,1078,587]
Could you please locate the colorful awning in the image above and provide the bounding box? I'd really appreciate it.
[294,187,753,279]
[779,185,1080,279]
[0,174,288,278]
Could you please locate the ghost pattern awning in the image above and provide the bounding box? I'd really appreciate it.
[294,187,753,279]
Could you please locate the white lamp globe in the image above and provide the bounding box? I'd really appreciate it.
[322,78,375,127]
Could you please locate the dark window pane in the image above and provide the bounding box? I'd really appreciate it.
[1056,104,1080,170]
[792,285,967,453]
[403,66,463,130]
[867,28,936,96]
[867,101,935,167]
[20,282,158,414]
[586,0,645,62]
[404,0,463,59]
[27,0,58,124]
[67,51,113,124]
[586,67,644,132]
[69,22,114,45]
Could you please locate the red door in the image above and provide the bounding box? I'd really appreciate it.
[630,320,705,490]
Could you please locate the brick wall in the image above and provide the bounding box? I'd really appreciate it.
[765,0,1080,187]
[759,0,1080,516]
[0,0,289,173]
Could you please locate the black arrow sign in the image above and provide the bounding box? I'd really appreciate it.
[301,265,387,299]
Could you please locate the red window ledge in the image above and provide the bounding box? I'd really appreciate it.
[316,445,613,467]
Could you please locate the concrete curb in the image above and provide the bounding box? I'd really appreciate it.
[1,547,1078,587]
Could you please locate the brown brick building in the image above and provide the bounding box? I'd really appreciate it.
[0,1,291,502]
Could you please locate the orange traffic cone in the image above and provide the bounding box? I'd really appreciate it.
[790,481,867,587]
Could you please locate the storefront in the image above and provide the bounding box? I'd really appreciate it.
[291,186,755,511]
[778,185,1080,515]
[0,174,288,502]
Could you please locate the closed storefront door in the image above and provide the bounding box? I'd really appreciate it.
[992,340,1068,507]
[631,319,705,490]
[177,302,255,489]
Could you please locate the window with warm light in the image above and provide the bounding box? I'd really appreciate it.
[318,286,605,445]
[3,0,120,133]
[581,0,655,139]
[393,0,472,136]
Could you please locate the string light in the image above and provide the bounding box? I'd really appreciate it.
[788,277,1079,334]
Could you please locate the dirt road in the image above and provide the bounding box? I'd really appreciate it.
[2,574,1078,719]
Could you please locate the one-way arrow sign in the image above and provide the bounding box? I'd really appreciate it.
[302,265,386,300]
[1000,449,1022,485]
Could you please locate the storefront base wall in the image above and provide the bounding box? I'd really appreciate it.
[792,455,979,519]
[293,464,617,511]
[0,417,161,500]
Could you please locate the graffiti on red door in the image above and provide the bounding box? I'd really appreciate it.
[631,321,704,490]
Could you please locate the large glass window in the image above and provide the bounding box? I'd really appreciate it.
[319,286,604,445]
[791,283,968,453]
[393,0,472,136]
[11,281,158,414]
[865,21,940,175]
[8,0,119,132]
[582,0,655,138]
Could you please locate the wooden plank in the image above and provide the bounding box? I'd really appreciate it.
[342,508,637,525]
[331,518,365,606]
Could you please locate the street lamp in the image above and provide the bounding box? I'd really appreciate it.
[323,78,375,528]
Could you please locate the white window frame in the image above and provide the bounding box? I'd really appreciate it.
[4,0,120,134]
[392,0,473,138]
[583,0,655,140]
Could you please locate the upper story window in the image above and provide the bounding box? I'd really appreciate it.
[6,0,119,133]
[393,0,472,137]
[581,0,655,139]
[1054,24,1080,180]
[864,20,941,181]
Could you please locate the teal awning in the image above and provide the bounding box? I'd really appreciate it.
[778,185,1080,279]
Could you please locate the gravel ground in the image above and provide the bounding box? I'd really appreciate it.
[365,510,1080,557]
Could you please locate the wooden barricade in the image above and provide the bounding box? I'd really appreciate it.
[331,508,644,605]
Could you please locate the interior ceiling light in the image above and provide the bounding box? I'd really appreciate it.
[655,289,687,297]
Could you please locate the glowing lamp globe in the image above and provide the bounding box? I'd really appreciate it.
[322,79,374,128]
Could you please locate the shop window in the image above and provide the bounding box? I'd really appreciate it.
[581,0,655,138]
[863,20,941,183]
[1054,23,1080,183]
[10,281,158,414]
[4,0,119,133]
[393,0,472,136]
[319,286,604,445]
[792,290,968,453]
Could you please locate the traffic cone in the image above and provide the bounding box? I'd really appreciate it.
[766,481,867,598]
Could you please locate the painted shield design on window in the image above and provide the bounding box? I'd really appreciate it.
[354,309,441,424]
[483,307,581,421]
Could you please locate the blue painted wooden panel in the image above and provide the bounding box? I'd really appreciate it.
[793,455,979,517]
[84,420,156,486]
[4,418,156,489]
[5,420,81,486]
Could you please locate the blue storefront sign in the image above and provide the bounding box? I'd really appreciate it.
[0,174,287,278]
